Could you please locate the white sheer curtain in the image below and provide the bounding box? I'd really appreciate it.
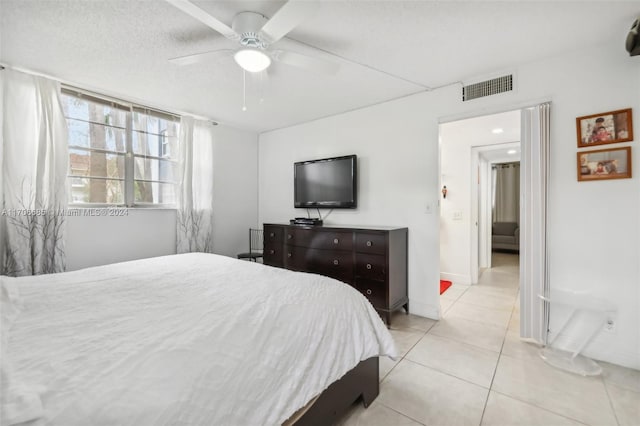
[520,102,550,344]
[492,162,520,223]
[176,116,215,253]
[1,69,69,276]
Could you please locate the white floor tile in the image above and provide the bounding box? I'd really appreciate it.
[335,401,423,426]
[468,279,520,296]
[429,316,506,352]
[440,284,468,300]
[388,328,426,357]
[379,356,399,382]
[335,248,635,426]
[445,301,513,328]
[457,292,516,312]
[492,354,618,425]
[507,311,520,333]
[439,296,457,314]
[501,331,543,362]
[406,334,500,388]
[600,361,640,393]
[606,382,640,426]
[389,312,436,332]
[482,391,584,426]
[377,359,488,426]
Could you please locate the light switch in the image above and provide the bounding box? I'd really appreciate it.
[452,211,463,220]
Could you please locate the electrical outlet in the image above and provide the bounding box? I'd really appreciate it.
[604,318,616,333]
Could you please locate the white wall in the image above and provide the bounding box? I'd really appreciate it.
[66,124,259,270]
[66,209,177,270]
[259,91,446,319]
[258,39,640,369]
[439,111,520,285]
[211,125,259,257]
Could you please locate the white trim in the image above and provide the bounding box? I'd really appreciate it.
[470,149,479,284]
[439,272,472,286]
[519,102,551,345]
[547,331,640,370]
[478,156,492,269]
[437,97,553,126]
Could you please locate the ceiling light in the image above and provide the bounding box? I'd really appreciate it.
[507,149,517,155]
[492,128,504,134]
[234,49,271,73]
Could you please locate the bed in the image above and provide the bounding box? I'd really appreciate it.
[1,253,397,425]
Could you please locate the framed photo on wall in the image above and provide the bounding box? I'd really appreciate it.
[576,108,633,148]
[577,146,632,181]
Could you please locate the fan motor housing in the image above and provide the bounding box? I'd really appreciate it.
[233,11,269,48]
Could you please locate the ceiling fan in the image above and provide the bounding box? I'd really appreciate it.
[165,0,340,75]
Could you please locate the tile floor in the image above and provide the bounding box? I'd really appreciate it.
[336,252,640,426]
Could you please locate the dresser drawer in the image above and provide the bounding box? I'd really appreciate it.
[355,253,386,281]
[355,232,386,255]
[285,247,353,283]
[263,243,284,267]
[355,279,387,308]
[264,225,284,245]
[286,228,353,251]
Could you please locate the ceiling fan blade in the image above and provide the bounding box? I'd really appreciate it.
[169,49,233,66]
[259,0,318,44]
[271,49,339,75]
[165,0,239,40]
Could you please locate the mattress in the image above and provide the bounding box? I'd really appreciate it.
[1,253,396,425]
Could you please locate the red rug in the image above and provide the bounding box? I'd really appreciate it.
[440,280,452,295]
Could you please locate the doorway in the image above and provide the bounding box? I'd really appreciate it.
[472,142,521,282]
[439,104,550,344]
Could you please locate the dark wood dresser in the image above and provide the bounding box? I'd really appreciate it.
[263,223,408,325]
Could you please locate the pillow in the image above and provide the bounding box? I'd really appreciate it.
[1,277,44,425]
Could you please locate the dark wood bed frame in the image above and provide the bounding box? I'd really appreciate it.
[294,357,379,425]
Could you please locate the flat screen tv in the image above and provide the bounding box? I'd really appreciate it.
[294,155,357,209]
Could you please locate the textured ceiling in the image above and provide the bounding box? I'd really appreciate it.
[1,1,637,133]
[441,109,521,163]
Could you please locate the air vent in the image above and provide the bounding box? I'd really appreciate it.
[462,75,513,101]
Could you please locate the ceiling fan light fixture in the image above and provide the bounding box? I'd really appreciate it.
[234,48,271,72]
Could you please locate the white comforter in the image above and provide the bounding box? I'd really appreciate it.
[2,253,396,425]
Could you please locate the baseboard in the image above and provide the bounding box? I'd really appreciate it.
[439,272,471,286]
[548,331,640,370]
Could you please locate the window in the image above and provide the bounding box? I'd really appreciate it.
[62,89,180,206]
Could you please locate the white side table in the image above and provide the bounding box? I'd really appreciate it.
[538,289,616,376]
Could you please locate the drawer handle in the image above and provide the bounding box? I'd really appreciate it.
[366,289,372,295]
[269,250,274,255]
[287,234,292,239]
[270,232,274,237]
[366,263,372,270]
[366,240,372,247]
[333,238,339,244]
[287,253,292,258]
[333,259,339,266]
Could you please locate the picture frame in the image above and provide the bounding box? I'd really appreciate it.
[576,108,633,148]
[577,146,632,181]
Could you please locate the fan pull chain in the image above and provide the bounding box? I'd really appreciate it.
[242,70,247,112]
[259,71,265,104]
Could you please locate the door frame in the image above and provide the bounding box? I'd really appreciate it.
[470,142,521,283]
[439,100,550,342]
